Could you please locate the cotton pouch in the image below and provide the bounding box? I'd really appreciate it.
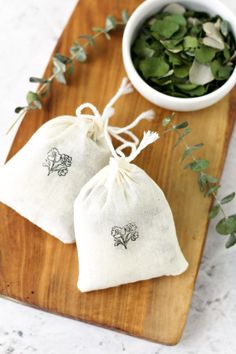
[74,127,188,292]
[0,79,154,243]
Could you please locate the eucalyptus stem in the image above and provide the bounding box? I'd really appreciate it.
[162,113,236,249]
[10,11,129,134]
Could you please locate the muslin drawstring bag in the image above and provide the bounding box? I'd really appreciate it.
[74,124,188,292]
[0,79,154,243]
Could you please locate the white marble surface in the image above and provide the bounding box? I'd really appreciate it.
[0,0,236,353]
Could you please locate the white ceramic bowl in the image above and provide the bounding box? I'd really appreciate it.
[122,0,236,111]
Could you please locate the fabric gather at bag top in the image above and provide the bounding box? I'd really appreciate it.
[0,78,155,243]
[74,116,189,292]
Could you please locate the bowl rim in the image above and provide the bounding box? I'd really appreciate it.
[122,0,236,104]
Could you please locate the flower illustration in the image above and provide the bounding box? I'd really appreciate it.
[43,147,72,176]
[111,222,139,249]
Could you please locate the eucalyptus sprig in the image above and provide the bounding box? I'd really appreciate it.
[162,113,236,248]
[8,10,129,134]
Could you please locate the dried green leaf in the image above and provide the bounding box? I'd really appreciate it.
[55,53,72,64]
[160,39,183,53]
[225,233,236,248]
[105,15,117,30]
[174,127,191,147]
[174,121,188,129]
[70,44,87,62]
[139,57,169,79]
[195,45,217,64]
[189,59,214,85]
[205,185,220,197]
[185,159,209,172]
[26,91,39,105]
[121,9,129,24]
[202,37,224,50]
[29,77,49,84]
[162,116,172,126]
[211,60,233,80]
[216,215,236,235]
[184,35,198,49]
[52,62,66,84]
[163,3,186,15]
[165,51,182,65]
[203,22,224,49]
[151,19,180,39]
[52,57,66,73]
[205,174,218,183]
[209,204,220,219]
[14,107,25,114]
[221,192,235,205]
[165,14,187,26]
[221,20,229,37]
[133,38,155,58]
[174,65,189,78]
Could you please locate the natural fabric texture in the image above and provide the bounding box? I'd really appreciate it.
[74,132,188,292]
[0,115,111,243]
[0,79,153,243]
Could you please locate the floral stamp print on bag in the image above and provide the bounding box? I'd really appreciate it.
[111,222,139,249]
[43,147,72,176]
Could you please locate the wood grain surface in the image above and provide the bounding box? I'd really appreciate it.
[0,0,235,345]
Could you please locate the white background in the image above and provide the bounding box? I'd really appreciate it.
[0,1,236,353]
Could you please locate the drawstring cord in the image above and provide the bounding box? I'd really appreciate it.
[75,78,156,149]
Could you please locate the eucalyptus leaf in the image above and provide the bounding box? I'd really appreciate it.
[221,20,229,37]
[52,57,66,73]
[203,22,224,48]
[189,59,214,85]
[205,174,218,183]
[221,192,235,204]
[105,15,117,31]
[185,159,209,172]
[209,204,220,219]
[160,39,183,53]
[14,106,25,113]
[205,185,220,197]
[211,60,233,80]
[53,70,66,84]
[162,116,172,126]
[55,53,72,64]
[174,65,189,78]
[133,38,155,58]
[26,91,39,105]
[121,9,129,24]
[184,35,198,49]
[202,37,224,50]
[174,121,188,129]
[70,44,87,62]
[195,45,217,64]
[163,3,186,15]
[29,77,49,84]
[174,127,191,147]
[139,57,169,79]
[165,14,187,26]
[151,19,180,38]
[216,215,236,235]
[225,233,236,248]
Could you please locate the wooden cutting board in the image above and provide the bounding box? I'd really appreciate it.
[0,0,235,345]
